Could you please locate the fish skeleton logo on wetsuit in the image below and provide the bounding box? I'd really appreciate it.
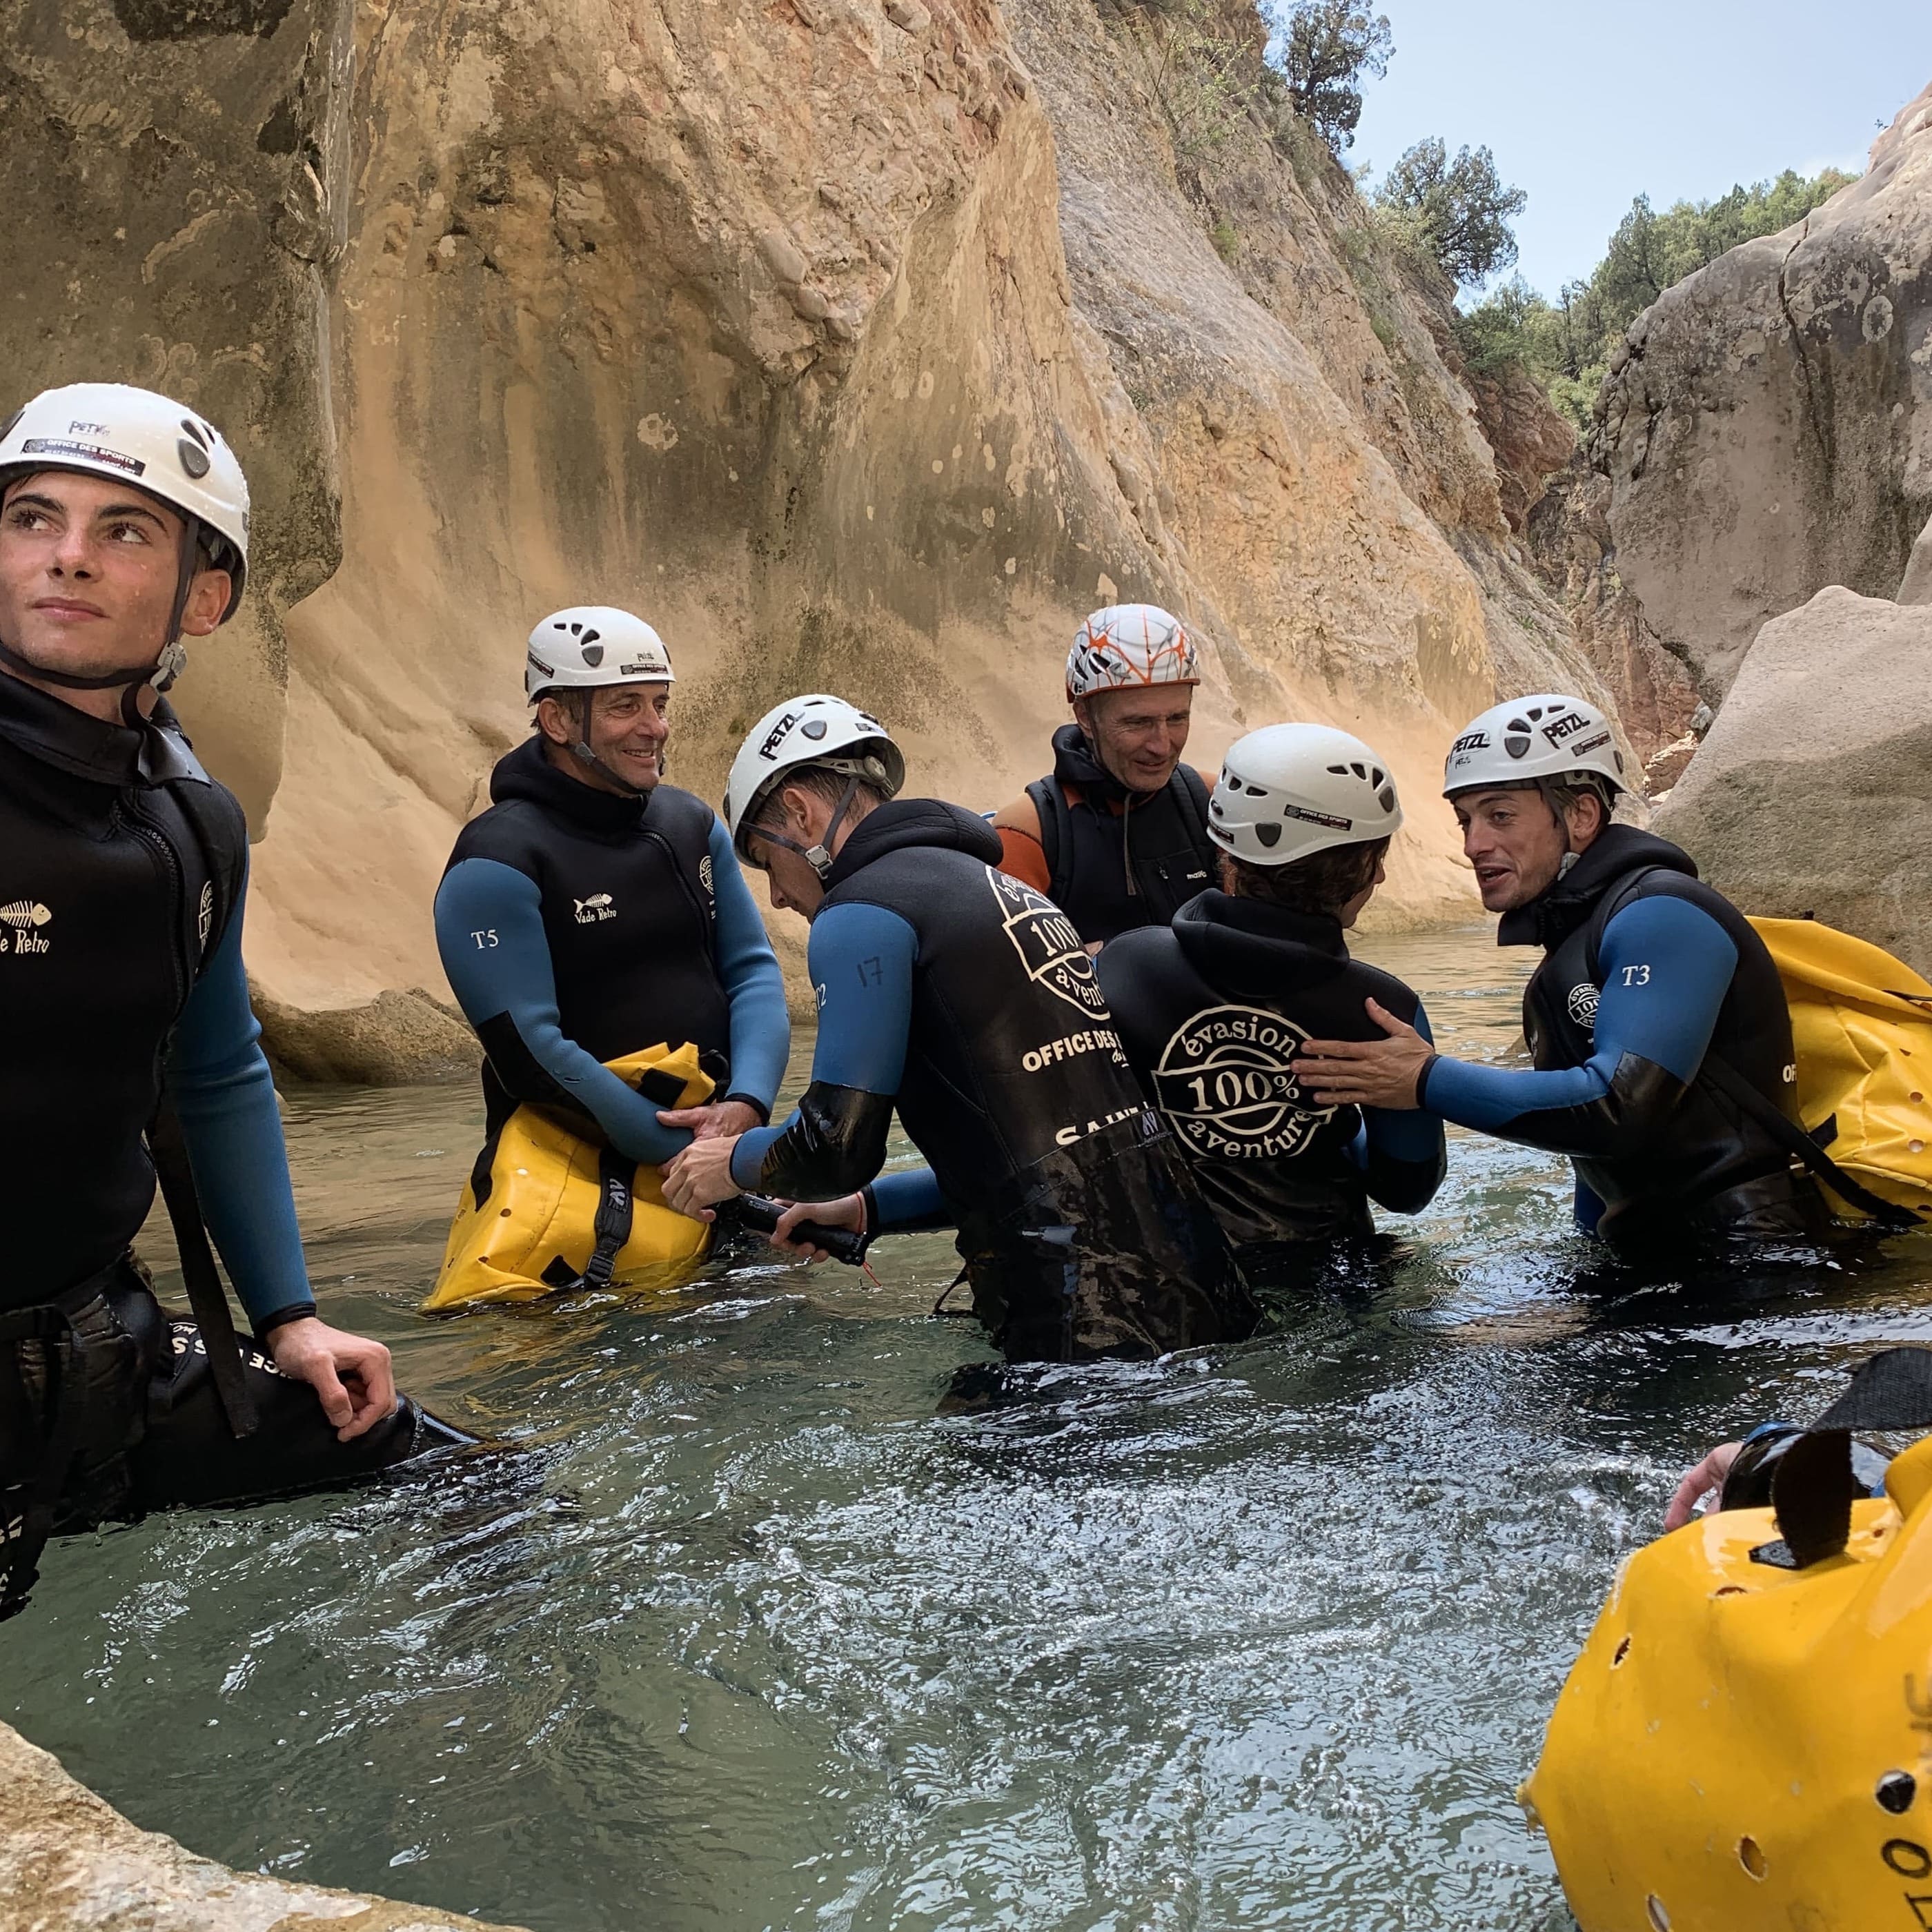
[1151,1004,1334,1162]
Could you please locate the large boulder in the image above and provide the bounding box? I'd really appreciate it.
[1599,81,1932,701]
[0,1719,520,1931]
[1653,584,1932,976]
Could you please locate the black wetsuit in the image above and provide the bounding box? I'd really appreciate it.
[729,800,1256,1360]
[0,672,463,1618]
[1099,891,1446,1254]
[1422,826,1820,1245]
[1022,726,1218,945]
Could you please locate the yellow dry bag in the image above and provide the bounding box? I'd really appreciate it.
[425,1044,715,1311]
[1748,916,1932,1221]
[1526,1348,1932,1932]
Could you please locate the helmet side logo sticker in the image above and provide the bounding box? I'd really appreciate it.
[23,436,144,476]
[573,891,617,925]
[988,869,1107,1016]
[1566,983,1600,1031]
[759,711,800,759]
[1152,1005,1332,1159]
[0,899,53,956]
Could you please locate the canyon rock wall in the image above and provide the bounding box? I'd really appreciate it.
[2,0,1619,1072]
[1597,80,1932,702]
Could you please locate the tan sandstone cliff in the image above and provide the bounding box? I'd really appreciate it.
[1597,80,1932,702]
[1,0,1619,1074]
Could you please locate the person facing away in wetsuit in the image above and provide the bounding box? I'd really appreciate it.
[1098,724,1445,1268]
[660,694,1256,1363]
[992,604,1219,949]
[0,382,467,1620]
[1296,693,1822,1250]
[433,606,788,1179]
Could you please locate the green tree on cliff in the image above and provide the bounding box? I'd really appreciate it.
[1373,138,1527,287]
[1268,0,1392,151]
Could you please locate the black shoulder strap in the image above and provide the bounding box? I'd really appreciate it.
[640,786,718,937]
[161,773,249,983]
[1174,764,1218,873]
[1024,776,1070,906]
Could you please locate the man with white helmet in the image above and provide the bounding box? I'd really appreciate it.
[993,604,1218,947]
[433,607,788,1219]
[661,695,1256,1362]
[0,381,465,1619]
[1297,695,1822,1248]
[1097,724,1444,1263]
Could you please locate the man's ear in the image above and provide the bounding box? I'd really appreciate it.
[1567,789,1608,849]
[534,694,574,747]
[178,567,233,640]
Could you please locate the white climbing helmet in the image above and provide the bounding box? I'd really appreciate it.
[0,382,250,618]
[1442,693,1626,798]
[1209,723,1403,867]
[1065,603,1200,704]
[723,694,905,867]
[525,606,675,702]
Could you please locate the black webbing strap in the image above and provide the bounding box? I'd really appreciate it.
[1753,1348,1932,1570]
[147,1104,259,1439]
[1694,1050,1922,1230]
[1025,776,1072,909]
[540,1149,641,1294]
[0,1299,88,1621]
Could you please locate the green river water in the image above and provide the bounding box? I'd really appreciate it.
[7,924,1932,1931]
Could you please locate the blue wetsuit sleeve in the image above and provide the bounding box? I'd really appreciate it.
[867,1165,954,1231]
[731,901,916,1192]
[435,857,691,1165]
[708,819,788,1116]
[1354,1003,1446,1211]
[166,862,315,1330]
[1421,897,1738,1153]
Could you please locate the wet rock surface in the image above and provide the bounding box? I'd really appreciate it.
[0,1720,522,1931]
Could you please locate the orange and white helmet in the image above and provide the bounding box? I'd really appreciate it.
[1065,603,1200,704]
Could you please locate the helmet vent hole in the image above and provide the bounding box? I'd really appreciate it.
[1370,767,1384,786]
[1254,822,1281,849]
[580,644,604,668]
[1245,784,1267,796]
[179,417,209,449]
[1645,1895,1670,1931]
[1611,1634,1631,1668]
[1350,762,1367,778]
[176,437,210,479]
[1377,786,1395,812]
[1737,1839,1767,1881]
[1326,765,1348,776]
[580,629,600,647]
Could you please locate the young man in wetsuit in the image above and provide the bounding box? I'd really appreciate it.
[1296,694,1822,1249]
[660,695,1255,1362]
[1097,724,1444,1270]
[0,382,464,1620]
[433,608,788,1192]
[992,604,1218,948]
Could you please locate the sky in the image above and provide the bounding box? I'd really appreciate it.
[1346,0,1932,297]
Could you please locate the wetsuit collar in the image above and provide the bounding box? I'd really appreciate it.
[821,797,1004,891]
[0,664,203,789]
[1498,823,1699,951]
[491,732,649,835]
[1172,888,1351,994]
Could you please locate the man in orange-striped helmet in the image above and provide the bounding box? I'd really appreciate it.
[992,603,1217,949]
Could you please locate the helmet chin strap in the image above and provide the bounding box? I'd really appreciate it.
[0,513,201,726]
[562,690,657,798]
[753,776,862,881]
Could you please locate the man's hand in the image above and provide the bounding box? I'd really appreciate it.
[1294,998,1433,1111]
[662,1133,743,1219]
[268,1317,397,1442]
[1663,1442,1742,1532]
[769,1194,867,1263]
[658,1099,763,1141]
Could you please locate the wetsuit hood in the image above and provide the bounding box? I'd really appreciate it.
[491,731,649,835]
[1171,889,1350,996]
[1052,720,1141,808]
[1499,824,1697,952]
[0,664,202,789]
[822,797,1003,891]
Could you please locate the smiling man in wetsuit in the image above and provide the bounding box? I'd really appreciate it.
[433,607,789,1208]
[992,604,1218,949]
[1296,694,1822,1250]
[0,382,465,1620]
[660,694,1255,1363]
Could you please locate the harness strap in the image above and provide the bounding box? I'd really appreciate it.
[0,1291,95,1622]
[147,1104,259,1438]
